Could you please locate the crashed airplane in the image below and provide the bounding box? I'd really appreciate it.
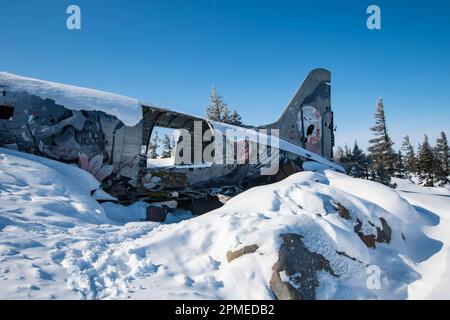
[0,68,344,213]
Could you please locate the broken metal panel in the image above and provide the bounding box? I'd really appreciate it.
[141,104,213,166]
[142,104,205,130]
[144,163,235,190]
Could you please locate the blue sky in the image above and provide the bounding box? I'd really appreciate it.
[1,0,449,150]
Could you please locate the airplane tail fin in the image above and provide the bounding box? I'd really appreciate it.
[262,68,334,159]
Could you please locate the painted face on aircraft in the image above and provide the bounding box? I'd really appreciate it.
[298,106,321,154]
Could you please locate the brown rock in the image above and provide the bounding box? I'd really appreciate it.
[335,202,351,220]
[376,217,392,244]
[354,217,392,248]
[226,244,259,263]
[353,219,376,248]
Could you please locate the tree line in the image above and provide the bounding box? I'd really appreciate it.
[148,132,175,160]
[335,98,449,187]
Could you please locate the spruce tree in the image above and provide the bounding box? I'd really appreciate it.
[206,87,225,121]
[206,87,243,125]
[367,98,396,184]
[148,131,160,159]
[335,142,370,179]
[334,146,345,162]
[401,135,417,176]
[434,131,450,185]
[161,134,174,159]
[229,110,243,126]
[222,106,231,124]
[417,135,435,186]
[371,162,391,186]
[344,144,352,162]
[349,141,368,179]
[394,150,407,179]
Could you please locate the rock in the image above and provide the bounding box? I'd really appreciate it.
[361,234,376,248]
[185,196,224,216]
[270,233,337,300]
[353,219,376,248]
[146,205,168,222]
[335,202,351,220]
[270,271,302,300]
[335,250,364,264]
[376,217,391,243]
[226,244,259,263]
[354,217,392,248]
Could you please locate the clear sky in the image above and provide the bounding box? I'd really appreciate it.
[1,0,449,150]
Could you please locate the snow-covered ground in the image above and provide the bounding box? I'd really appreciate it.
[393,178,450,299]
[0,147,449,299]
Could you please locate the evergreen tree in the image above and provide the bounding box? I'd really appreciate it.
[148,131,160,159]
[364,153,374,179]
[334,146,345,162]
[417,135,435,186]
[393,150,407,179]
[343,144,352,162]
[222,106,231,124]
[229,110,243,126]
[206,87,243,125]
[401,135,417,176]
[348,141,368,179]
[434,131,450,185]
[367,98,396,184]
[206,87,225,121]
[335,142,370,179]
[161,134,174,159]
[371,162,391,186]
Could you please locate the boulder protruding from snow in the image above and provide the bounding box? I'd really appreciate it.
[354,217,392,248]
[335,202,351,220]
[376,217,392,244]
[270,234,338,300]
[226,245,259,263]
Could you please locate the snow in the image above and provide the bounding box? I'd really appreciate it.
[147,158,175,168]
[393,178,450,299]
[0,72,141,127]
[1,147,449,299]
[0,148,153,299]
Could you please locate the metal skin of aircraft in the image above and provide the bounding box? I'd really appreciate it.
[0,68,344,214]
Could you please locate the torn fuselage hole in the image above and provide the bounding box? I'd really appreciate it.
[0,105,14,120]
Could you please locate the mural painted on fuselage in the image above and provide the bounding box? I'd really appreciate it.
[298,105,322,155]
[0,90,142,200]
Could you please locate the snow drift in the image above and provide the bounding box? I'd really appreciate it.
[0,72,141,127]
[0,147,448,299]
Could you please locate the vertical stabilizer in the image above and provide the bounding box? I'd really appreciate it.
[261,68,334,159]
